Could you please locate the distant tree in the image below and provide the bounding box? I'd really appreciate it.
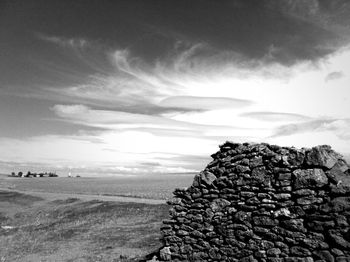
[18,171,23,177]
[11,172,16,177]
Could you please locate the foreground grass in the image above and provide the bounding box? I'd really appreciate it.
[0,191,169,262]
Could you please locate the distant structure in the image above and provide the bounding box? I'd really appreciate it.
[9,171,58,178]
[159,142,350,261]
[68,172,81,178]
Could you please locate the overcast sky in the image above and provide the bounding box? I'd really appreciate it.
[1,0,350,175]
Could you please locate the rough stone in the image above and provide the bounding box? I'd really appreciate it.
[336,257,350,262]
[251,167,271,186]
[253,216,278,227]
[210,198,231,212]
[305,145,341,169]
[290,246,312,256]
[293,169,328,189]
[328,160,350,184]
[158,142,350,261]
[159,247,172,261]
[267,248,282,257]
[199,171,217,186]
[313,250,334,262]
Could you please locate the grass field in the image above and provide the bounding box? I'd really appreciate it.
[0,190,169,262]
[0,173,196,261]
[0,174,194,200]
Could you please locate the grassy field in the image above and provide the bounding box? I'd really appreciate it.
[0,190,169,262]
[0,173,195,261]
[0,175,194,200]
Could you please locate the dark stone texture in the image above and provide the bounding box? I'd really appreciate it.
[157,142,350,261]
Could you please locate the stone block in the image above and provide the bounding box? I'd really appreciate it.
[305,145,341,169]
[293,169,328,189]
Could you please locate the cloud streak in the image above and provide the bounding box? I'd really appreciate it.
[37,34,88,49]
[325,71,344,82]
[51,104,263,137]
[241,112,311,122]
[272,118,350,140]
[159,96,253,111]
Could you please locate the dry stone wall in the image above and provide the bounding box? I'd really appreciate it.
[159,142,350,262]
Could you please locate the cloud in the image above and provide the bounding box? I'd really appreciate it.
[159,96,253,111]
[0,134,208,174]
[51,104,262,138]
[33,33,350,121]
[321,119,350,140]
[35,44,271,116]
[36,33,88,48]
[325,71,344,82]
[272,118,350,140]
[142,0,350,67]
[2,1,350,176]
[51,104,205,130]
[53,104,89,115]
[241,112,311,122]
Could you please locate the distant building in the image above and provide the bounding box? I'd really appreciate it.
[10,171,58,178]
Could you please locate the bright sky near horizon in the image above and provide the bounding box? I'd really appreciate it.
[1,0,350,175]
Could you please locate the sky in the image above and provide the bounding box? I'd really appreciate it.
[0,0,350,176]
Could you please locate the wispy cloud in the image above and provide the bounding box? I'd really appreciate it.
[159,96,253,111]
[51,104,264,138]
[241,112,311,122]
[34,42,267,115]
[325,71,344,82]
[36,33,88,49]
[272,118,350,140]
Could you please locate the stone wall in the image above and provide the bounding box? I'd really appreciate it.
[159,142,350,262]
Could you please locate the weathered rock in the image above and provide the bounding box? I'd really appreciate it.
[267,248,281,257]
[199,171,217,186]
[287,149,306,166]
[293,169,328,189]
[253,216,278,227]
[336,257,350,262]
[250,156,264,168]
[327,160,350,184]
[159,247,172,261]
[313,250,334,262]
[293,189,316,196]
[328,231,350,249]
[305,145,340,169]
[251,167,271,186]
[210,198,231,212]
[290,246,312,256]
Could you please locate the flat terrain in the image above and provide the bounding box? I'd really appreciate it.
[0,190,169,262]
[0,174,195,262]
[0,175,194,200]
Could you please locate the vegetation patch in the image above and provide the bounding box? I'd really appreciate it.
[0,191,43,205]
[0,192,169,262]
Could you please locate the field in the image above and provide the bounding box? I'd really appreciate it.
[0,174,196,262]
[0,174,195,200]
